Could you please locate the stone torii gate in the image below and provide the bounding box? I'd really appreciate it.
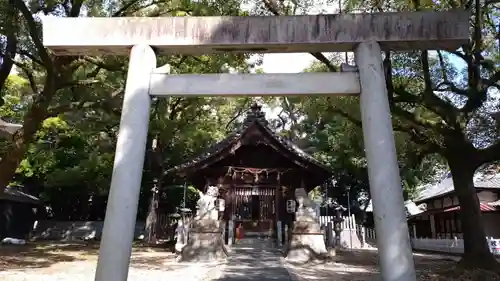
[43,11,468,281]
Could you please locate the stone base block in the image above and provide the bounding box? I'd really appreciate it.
[178,220,227,262]
[339,228,363,249]
[328,248,336,257]
[285,221,328,263]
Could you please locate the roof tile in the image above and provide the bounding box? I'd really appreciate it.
[166,104,331,175]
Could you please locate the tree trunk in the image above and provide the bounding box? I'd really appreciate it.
[448,157,499,270]
[0,104,47,193]
[145,188,158,244]
[0,47,79,193]
[0,4,18,100]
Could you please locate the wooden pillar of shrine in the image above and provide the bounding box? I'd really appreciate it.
[275,176,281,244]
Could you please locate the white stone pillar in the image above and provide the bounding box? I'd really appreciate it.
[355,41,417,281]
[327,222,334,248]
[429,215,436,238]
[184,218,190,243]
[221,220,227,244]
[284,224,289,245]
[277,221,283,246]
[361,226,366,248]
[94,45,156,281]
[175,219,186,252]
[228,220,234,246]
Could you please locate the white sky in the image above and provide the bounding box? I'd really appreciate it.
[259,53,318,73]
[254,53,322,122]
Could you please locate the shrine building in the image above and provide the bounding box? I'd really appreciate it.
[167,103,333,243]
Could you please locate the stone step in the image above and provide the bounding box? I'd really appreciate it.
[235,238,274,245]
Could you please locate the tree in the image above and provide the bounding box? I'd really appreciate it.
[250,0,500,269]
[344,0,499,269]
[381,6,499,270]
[0,0,254,194]
[0,0,259,223]
[0,1,18,106]
[267,87,445,210]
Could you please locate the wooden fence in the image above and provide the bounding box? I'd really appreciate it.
[318,215,376,248]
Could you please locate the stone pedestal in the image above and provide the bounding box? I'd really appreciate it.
[285,195,328,262]
[174,219,188,253]
[328,247,337,256]
[178,219,227,262]
[285,220,329,263]
[285,187,329,263]
[340,228,362,249]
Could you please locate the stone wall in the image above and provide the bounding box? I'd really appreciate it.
[31,220,145,241]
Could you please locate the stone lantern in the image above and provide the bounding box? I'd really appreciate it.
[332,204,346,248]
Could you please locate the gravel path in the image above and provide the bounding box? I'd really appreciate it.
[214,245,292,281]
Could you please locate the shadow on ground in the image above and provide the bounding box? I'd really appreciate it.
[129,254,180,270]
[286,249,500,281]
[0,243,95,270]
[0,241,176,271]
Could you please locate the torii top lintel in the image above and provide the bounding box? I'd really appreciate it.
[43,11,469,56]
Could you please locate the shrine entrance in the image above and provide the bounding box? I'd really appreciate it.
[232,185,276,236]
[166,105,332,243]
[43,11,468,281]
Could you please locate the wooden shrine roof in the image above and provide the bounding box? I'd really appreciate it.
[166,103,332,178]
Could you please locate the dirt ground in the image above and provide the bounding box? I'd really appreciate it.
[2,243,500,281]
[0,242,178,271]
[285,249,500,281]
[0,242,218,281]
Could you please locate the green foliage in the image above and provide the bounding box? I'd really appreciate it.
[338,0,500,266]
[267,59,444,204]
[160,185,200,214]
[0,0,262,219]
[0,75,30,123]
[0,0,495,246]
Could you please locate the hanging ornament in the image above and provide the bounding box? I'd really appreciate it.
[217,198,225,212]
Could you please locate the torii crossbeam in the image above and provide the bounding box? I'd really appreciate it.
[44,11,467,55]
[43,11,468,281]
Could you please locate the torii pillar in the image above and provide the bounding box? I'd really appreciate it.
[42,11,469,281]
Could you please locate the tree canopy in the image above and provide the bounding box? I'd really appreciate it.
[1,0,499,270]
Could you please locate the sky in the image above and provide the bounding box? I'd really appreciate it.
[259,53,319,73]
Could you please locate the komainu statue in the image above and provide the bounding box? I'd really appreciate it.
[179,184,226,262]
[285,187,328,263]
[195,185,219,220]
